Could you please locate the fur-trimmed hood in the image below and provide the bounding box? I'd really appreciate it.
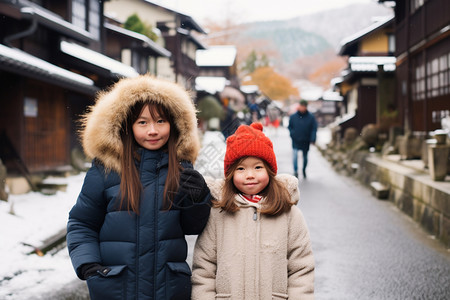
[81,75,200,172]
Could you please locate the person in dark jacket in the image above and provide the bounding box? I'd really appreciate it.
[66,75,211,300]
[288,100,318,179]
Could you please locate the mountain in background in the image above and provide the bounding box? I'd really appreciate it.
[242,22,331,64]
[201,2,393,90]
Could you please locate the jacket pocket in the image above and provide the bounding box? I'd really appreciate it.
[86,265,127,300]
[272,292,289,299]
[166,262,192,299]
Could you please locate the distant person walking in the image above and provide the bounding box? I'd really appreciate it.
[288,100,317,179]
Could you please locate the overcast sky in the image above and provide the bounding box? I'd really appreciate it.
[150,0,382,24]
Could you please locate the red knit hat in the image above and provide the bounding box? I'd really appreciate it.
[224,122,277,175]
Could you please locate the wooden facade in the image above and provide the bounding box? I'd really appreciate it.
[0,71,79,173]
[0,0,100,174]
[383,0,450,132]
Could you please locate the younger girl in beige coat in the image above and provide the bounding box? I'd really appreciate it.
[192,122,314,299]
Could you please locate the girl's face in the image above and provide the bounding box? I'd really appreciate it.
[132,105,170,150]
[233,157,269,196]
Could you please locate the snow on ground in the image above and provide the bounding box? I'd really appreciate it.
[0,173,86,299]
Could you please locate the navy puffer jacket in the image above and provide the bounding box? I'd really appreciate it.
[66,75,211,300]
[67,152,210,299]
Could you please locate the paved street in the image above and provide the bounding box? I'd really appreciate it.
[192,126,450,300]
[272,126,450,299]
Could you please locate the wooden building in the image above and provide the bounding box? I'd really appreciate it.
[335,15,397,136]
[196,45,239,88]
[104,0,207,90]
[104,20,171,75]
[379,0,450,133]
[0,0,106,175]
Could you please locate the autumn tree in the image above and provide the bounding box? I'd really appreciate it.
[124,13,157,41]
[243,66,299,101]
[308,56,347,89]
[284,49,346,88]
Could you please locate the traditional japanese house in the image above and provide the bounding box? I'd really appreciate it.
[336,15,396,136]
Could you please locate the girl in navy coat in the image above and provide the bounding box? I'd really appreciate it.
[67,75,211,300]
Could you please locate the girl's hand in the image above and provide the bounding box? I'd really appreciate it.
[179,169,209,203]
[80,263,103,280]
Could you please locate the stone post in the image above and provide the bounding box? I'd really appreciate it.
[428,131,449,181]
[422,139,436,168]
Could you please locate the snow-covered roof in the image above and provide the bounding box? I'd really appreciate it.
[195,76,229,94]
[0,44,96,92]
[339,15,394,55]
[196,46,237,67]
[104,23,171,58]
[322,90,343,101]
[240,85,259,94]
[18,4,93,43]
[144,0,207,34]
[348,56,396,72]
[301,86,324,101]
[330,76,344,86]
[60,41,139,78]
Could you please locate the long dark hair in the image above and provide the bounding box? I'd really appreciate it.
[119,101,180,213]
[219,157,293,216]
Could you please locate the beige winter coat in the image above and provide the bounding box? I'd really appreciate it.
[192,174,315,300]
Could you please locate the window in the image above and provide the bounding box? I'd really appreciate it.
[72,0,86,29]
[413,64,425,101]
[131,52,148,74]
[425,52,450,98]
[439,55,448,95]
[72,0,100,40]
[388,34,395,54]
[89,0,100,40]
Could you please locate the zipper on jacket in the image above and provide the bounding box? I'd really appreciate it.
[253,209,257,221]
[135,214,140,297]
[136,153,145,299]
[153,167,160,299]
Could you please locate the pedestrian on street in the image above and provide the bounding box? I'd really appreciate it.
[191,122,315,299]
[66,75,211,300]
[288,99,318,179]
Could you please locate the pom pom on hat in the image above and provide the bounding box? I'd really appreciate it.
[224,122,277,175]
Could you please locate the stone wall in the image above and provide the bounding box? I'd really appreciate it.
[355,153,450,248]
